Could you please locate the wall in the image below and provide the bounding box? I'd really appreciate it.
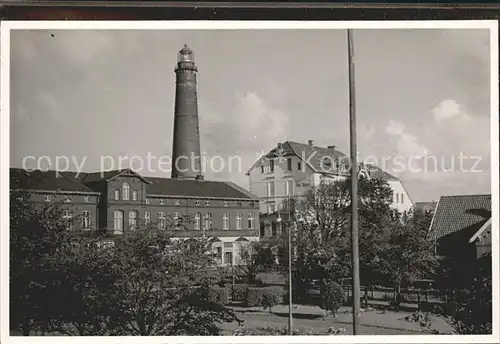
[387,180,414,214]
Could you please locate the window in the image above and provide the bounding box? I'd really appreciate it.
[236,213,242,230]
[158,212,166,230]
[401,193,404,203]
[271,223,277,236]
[268,204,275,213]
[260,223,266,237]
[248,213,255,229]
[63,210,73,230]
[195,213,201,230]
[84,196,90,203]
[145,198,150,204]
[175,200,181,206]
[287,158,292,171]
[286,179,294,196]
[160,199,165,205]
[396,193,400,203]
[44,195,51,202]
[174,212,181,227]
[132,190,138,201]
[223,213,229,230]
[224,201,228,207]
[204,213,212,230]
[267,181,275,197]
[260,165,264,173]
[205,200,210,206]
[81,211,91,230]
[297,162,302,171]
[145,211,151,226]
[269,159,275,172]
[64,196,71,203]
[114,189,120,200]
[113,210,124,231]
[129,210,138,230]
[122,183,130,201]
[195,200,200,206]
[224,252,233,266]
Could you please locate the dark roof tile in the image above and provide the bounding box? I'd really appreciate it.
[10,168,96,193]
[429,194,491,241]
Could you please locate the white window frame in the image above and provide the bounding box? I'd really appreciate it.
[267,181,275,197]
[145,211,151,226]
[81,210,91,230]
[160,199,165,205]
[204,213,212,230]
[175,200,181,206]
[113,210,124,231]
[132,190,138,201]
[174,212,181,227]
[44,195,51,202]
[224,201,228,207]
[84,196,90,203]
[248,213,255,230]
[129,210,138,230]
[236,213,242,230]
[145,198,150,204]
[195,200,201,206]
[122,183,130,201]
[114,189,120,200]
[205,200,210,206]
[195,213,201,230]
[223,213,229,230]
[158,212,166,230]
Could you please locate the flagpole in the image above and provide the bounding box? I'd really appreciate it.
[347,28,361,335]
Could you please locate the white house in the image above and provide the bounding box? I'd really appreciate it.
[246,140,415,225]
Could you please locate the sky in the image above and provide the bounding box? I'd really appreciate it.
[9,28,492,202]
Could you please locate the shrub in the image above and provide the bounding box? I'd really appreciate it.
[246,286,284,309]
[320,280,344,316]
[231,284,249,302]
[208,286,228,305]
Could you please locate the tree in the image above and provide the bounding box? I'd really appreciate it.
[104,229,241,335]
[320,279,344,317]
[449,252,492,334]
[238,241,276,284]
[376,211,440,309]
[10,191,74,335]
[276,176,394,302]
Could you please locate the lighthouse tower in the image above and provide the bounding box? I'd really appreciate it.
[171,45,203,180]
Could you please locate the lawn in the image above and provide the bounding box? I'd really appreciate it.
[221,304,455,335]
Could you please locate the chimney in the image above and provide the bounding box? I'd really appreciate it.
[327,145,337,151]
[308,140,314,147]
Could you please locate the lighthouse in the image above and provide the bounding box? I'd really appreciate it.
[171,44,203,180]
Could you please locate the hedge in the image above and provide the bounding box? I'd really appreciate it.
[208,286,229,305]
[246,286,284,309]
[231,284,249,302]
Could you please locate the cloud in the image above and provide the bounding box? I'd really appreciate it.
[36,91,61,120]
[385,120,428,157]
[432,99,464,121]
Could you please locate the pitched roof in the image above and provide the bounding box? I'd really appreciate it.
[10,168,257,200]
[469,218,492,244]
[247,140,399,181]
[10,168,96,193]
[81,169,151,184]
[141,177,258,199]
[428,194,491,241]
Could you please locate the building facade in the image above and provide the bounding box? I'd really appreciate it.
[11,167,260,266]
[246,140,415,239]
